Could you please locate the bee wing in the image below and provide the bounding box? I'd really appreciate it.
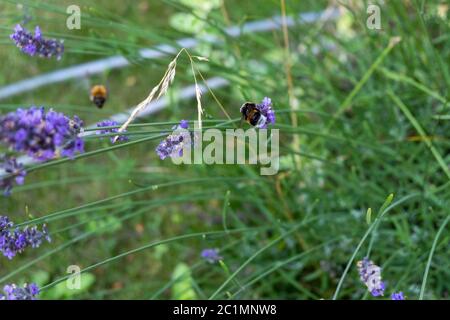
[256,114,267,128]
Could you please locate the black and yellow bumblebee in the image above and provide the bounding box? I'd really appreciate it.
[240,102,267,128]
[90,85,108,109]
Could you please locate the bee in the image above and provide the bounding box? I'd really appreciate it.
[240,102,267,128]
[90,85,108,108]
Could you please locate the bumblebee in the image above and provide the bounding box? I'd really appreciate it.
[90,85,108,108]
[240,102,267,128]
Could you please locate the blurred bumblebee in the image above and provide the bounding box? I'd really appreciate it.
[90,85,108,108]
[240,102,267,128]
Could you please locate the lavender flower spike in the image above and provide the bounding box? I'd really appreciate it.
[0,155,26,196]
[10,24,64,60]
[96,120,129,143]
[156,120,192,160]
[0,215,51,260]
[201,248,222,263]
[0,106,84,161]
[256,97,275,128]
[391,292,405,300]
[0,283,40,300]
[356,257,385,297]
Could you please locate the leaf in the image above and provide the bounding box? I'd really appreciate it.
[171,263,197,300]
[378,193,394,216]
[366,208,372,225]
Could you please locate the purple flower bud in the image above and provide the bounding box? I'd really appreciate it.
[179,120,189,129]
[0,155,26,196]
[10,24,64,60]
[0,107,84,161]
[201,248,222,263]
[391,292,405,300]
[156,120,192,160]
[356,257,385,297]
[34,26,41,39]
[96,120,129,143]
[0,283,40,300]
[0,215,51,259]
[256,97,275,128]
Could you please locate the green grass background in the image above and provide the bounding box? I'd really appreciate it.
[0,0,449,299]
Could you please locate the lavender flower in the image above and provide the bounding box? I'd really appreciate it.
[156,120,191,160]
[201,248,222,263]
[96,120,129,143]
[391,292,405,300]
[0,106,84,161]
[0,155,26,196]
[0,216,13,233]
[0,283,40,300]
[10,24,64,60]
[256,97,275,128]
[356,257,385,297]
[0,215,51,260]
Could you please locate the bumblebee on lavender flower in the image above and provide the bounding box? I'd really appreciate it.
[240,97,275,129]
[240,102,266,128]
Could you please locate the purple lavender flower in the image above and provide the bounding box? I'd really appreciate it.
[10,24,64,60]
[256,97,275,129]
[0,215,51,260]
[0,283,40,300]
[391,292,405,300]
[178,120,189,129]
[356,257,385,297]
[0,216,13,230]
[96,120,129,143]
[0,107,84,161]
[0,155,26,196]
[201,248,222,263]
[156,120,192,160]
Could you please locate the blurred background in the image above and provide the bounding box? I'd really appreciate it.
[0,0,449,299]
